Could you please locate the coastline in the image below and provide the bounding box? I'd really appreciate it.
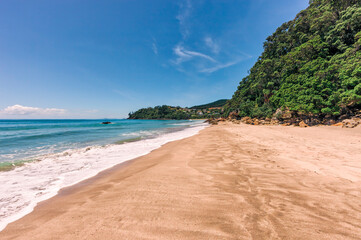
[1,122,361,239]
[0,121,207,232]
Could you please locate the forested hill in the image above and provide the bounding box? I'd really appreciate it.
[224,0,361,119]
[190,99,228,109]
[128,103,225,120]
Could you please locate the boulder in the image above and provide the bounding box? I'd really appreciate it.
[323,119,336,125]
[259,120,266,125]
[228,111,240,120]
[273,107,293,120]
[299,121,308,128]
[101,121,111,124]
[342,118,360,128]
[241,117,253,124]
[205,119,218,125]
[270,119,279,125]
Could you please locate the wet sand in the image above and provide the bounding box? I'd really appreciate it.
[1,123,361,239]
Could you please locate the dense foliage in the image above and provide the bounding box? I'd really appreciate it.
[128,106,190,120]
[190,99,228,109]
[128,103,224,120]
[224,0,361,119]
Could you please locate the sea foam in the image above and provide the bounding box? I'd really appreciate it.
[0,122,207,231]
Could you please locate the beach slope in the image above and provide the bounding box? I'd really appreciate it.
[1,123,361,239]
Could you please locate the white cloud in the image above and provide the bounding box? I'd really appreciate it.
[204,37,220,54]
[152,42,158,55]
[1,105,66,116]
[171,2,251,75]
[199,60,241,73]
[173,45,216,64]
[199,51,252,73]
[176,0,192,39]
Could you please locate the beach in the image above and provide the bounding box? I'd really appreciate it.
[1,122,361,239]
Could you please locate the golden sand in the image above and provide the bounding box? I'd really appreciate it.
[1,123,361,239]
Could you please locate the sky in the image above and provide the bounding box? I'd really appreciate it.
[0,0,309,119]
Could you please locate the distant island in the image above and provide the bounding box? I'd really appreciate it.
[128,99,228,120]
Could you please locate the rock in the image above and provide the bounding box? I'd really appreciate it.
[282,123,291,126]
[253,119,260,125]
[273,108,283,120]
[260,120,270,125]
[270,119,279,125]
[342,118,360,128]
[206,117,228,125]
[339,114,349,120]
[101,121,111,124]
[282,110,293,120]
[299,121,308,128]
[262,118,271,125]
[228,111,240,120]
[323,119,336,125]
[332,122,343,127]
[273,107,293,120]
[241,117,252,124]
[307,118,321,126]
[205,119,218,125]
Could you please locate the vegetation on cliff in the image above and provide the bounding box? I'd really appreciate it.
[224,0,361,119]
[128,106,190,120]
[128,100,227,120]
[190,99,228,109]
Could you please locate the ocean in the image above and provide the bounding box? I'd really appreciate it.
[0,119,207,231]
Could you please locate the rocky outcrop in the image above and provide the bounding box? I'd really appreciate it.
[205,109,361,128]
[228,111,240,120]
[241,117,253,124]
[205,118,226,125]
[342,118,361,128]
[299,121,309,128]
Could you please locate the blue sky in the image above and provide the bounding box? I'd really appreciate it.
[0,0,309,119]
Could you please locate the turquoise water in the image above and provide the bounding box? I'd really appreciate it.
[0,119,207,231]
[0,119,197,164]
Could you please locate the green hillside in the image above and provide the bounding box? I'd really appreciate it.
[128,100,227,120]
[190,99,228,109]
[128,106,190,120]
[224,0,361,119]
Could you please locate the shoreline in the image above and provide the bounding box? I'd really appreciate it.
[1,123,361,239]
[0,122,207,232]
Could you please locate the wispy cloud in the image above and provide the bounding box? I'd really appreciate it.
[176,0,192,39]
[204,37,220,54]
[199,60,240,73]
[172,1,251,75]
[1,105,66,116]
[199,51,252,73]
[173,45,216,64]
[152,42,158,55]
[151,37,158,55]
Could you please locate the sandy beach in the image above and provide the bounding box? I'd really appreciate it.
[1,123,361,240]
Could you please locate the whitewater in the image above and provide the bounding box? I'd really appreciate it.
[0,119,207,231]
